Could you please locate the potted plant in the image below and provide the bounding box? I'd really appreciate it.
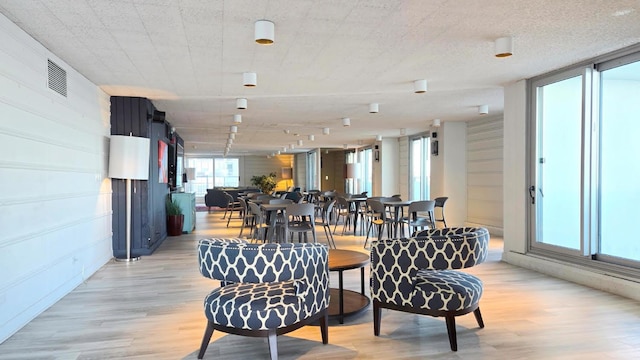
[166,196,184,236]
[250,172,278,194]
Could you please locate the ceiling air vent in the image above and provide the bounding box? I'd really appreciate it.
[47,59,67,97]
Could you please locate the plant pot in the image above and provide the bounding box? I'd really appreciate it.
[167,214,184,236]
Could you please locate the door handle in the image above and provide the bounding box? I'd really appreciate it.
[528,185,535,204]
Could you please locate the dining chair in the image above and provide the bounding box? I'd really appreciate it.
[224,192,243,227]
[434,197,449,228]
[400,200,436,237]
[248,202,268,242]
[333,196,355,235]
[277,203,317,244]
[364,199,393,248]
[315,199,337,248]
[237,197,255,237]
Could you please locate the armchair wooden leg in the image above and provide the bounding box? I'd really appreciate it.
[373,301,382,336]
[197,321,215,359]
[319,309,329,344]
[267,329,278,360]
[473,307,485,328]
[445,315,457,351]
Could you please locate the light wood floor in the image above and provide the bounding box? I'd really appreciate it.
[2,211,640,359]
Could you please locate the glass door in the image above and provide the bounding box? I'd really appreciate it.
[530,69,591,255]
[409,136,431,201]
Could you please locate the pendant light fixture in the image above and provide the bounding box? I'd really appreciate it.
[236,98,247,109]
[414,79,427,93]
[254,20,275,45]
[233,114,242,123]
[495,36,513,58]
[308,134,315,141]
[432,119,441,127]
[243,72,257,87]
[323,127,330,135]
[479,104,489,115]
[369,103,379,113]
[376,135,382,141]
[342,117,351,127]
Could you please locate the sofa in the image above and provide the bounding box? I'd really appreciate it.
[204,187,261,209]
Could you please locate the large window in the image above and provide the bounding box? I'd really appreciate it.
[214,158,239,187]
[185,157,239,197]
[409,136,431,200]
[186,158,213,197]
[529,49,640,270]
[599,57,640,263]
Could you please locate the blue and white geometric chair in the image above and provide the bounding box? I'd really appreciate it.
[370,227,490,351]
[197,238,330,360]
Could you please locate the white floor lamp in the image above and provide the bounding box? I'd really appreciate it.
[109,135,150,262]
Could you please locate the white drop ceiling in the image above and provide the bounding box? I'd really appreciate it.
[2,0,639,155]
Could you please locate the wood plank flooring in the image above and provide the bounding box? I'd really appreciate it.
[1,211,640,359]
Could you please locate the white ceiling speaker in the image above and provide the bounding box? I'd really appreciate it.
[308,134,315,141]
[230,125,238,133]
[432,119,441,127]
[233,114,242,123]
[254,20,274,45]
[243,72,257,87]
[414,79,427,93]
[297,139,303,146]
[376,135,382,141]
[342,117,351,127]
[495,36,513,58]
[369,103,379,113]
[322,127,330,135]
[479,104,489,115]
[236,98,247,109]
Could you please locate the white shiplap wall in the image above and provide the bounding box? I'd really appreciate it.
[466,116,504,234]
[0,14,111,342]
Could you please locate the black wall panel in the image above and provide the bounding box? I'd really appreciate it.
[110,96,169,257]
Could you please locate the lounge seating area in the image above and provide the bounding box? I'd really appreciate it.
[2,210,639,359]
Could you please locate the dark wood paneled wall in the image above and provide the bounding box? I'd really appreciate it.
[110,97,169,257]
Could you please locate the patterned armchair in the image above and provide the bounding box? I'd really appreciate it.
[370,227,490,351]
[197,238,330,360]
